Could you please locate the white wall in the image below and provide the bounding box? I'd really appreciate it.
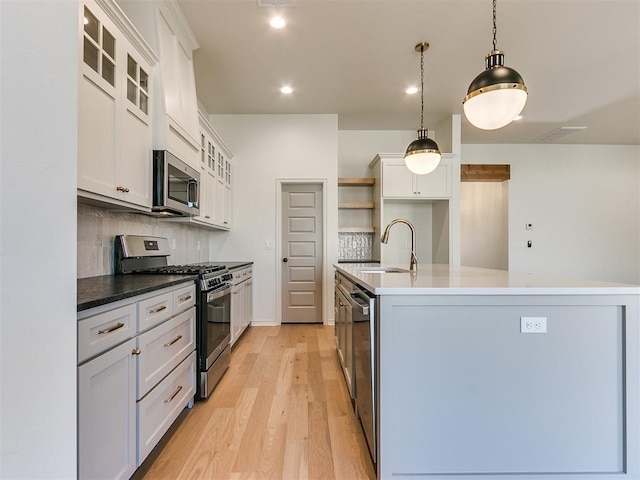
[209,114,339,325]
[1,1,77,477]
[463,144,640,284]
[461,181,509,270]
[338,130,415,177]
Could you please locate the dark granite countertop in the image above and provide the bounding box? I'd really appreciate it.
[77,274,198,312]
[223,261,253,270]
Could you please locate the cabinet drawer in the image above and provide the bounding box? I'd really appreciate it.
[173,284,196,313]
[78,304,136,363]
[137,350,196,465]
[232,267,252,284]
[136,307,195,399]
[138,291,173,332]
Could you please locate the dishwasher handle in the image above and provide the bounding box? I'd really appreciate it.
[338,284,369,316]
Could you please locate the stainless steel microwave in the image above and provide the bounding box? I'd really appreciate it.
[152,150,200,217]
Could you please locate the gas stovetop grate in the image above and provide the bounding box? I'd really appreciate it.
[134,264,227,276]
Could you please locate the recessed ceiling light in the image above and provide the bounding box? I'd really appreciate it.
[280,86,293,94]
[270,16,286,29]
[405,86,418,95]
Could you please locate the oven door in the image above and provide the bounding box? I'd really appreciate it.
[202,283,232,371]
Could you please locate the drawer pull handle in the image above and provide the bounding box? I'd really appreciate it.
[149,305,167,314]
[164,335,183,347]
[131,348,141,355]
[164,385,183,404]
[178,295,192,302]
[98,322,124,334]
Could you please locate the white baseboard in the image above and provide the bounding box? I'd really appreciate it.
[249,319,279,327]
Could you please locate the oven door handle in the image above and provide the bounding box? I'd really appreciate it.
[206,283,232,302]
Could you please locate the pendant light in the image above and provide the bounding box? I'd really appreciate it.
[463,0,527,130]
[404,42,441,175]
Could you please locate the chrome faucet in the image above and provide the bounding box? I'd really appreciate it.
[380,218,418,271]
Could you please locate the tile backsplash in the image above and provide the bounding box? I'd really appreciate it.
[77,204,219,278]
[338,232,374,261]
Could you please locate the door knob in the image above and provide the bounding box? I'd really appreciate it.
[282,257,288,263]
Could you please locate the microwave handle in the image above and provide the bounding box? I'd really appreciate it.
[188,179,199,208]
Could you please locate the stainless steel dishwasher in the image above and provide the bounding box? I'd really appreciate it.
[339,275,377,463]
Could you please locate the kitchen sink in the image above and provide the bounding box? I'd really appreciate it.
[358,267,410,274]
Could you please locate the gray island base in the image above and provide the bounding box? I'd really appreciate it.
[335,264,640,480]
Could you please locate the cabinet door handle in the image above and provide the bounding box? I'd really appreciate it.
[164,335,183,347]
[164,385,183,404]
[131,348,141,355]
[149,305,167,314]
[233,290,240,295]
[98,322,125,334]
[205,215,211,219]
[178,294,192,302]
[116,186,130,193]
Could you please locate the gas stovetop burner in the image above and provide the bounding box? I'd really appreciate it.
[139,264,226,276]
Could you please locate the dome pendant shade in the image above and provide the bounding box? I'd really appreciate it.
[463,50,528,130]
[404,129,441,175]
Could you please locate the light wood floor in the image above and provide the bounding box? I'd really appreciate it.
[139,325,376,480]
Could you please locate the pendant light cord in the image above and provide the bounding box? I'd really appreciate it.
[492,0,497,51]
[420,46,424,130]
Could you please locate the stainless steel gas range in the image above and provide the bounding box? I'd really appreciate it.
[115,235,232,399]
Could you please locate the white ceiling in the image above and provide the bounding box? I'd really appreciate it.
[177,0,640,145]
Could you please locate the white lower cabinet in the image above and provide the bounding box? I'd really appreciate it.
[78,338,137,480]
[137,350,196,464]
[230,266,252,346]
[136,307,195,399]
[78,282,196,480]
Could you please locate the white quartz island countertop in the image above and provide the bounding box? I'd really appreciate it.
[334,263,640,296]
[334,262,640,480]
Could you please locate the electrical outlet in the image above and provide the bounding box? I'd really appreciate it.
[520,316,547,333]
[171,238,177,250]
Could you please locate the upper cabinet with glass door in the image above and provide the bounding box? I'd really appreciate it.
[78,0,158,211]
[116,0,201,170]
[166,110,233,230]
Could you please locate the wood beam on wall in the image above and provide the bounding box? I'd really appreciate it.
[461,164,511,182]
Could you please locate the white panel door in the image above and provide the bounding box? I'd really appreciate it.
[281,183,323,323]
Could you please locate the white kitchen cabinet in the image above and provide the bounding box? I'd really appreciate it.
[78,337,137,480]
[78,0,157,211]
[369,151,460,266]
[136,307,195,399]
[230,266,252,345]
[243,276,253,331]
[165,109,233,230]
[117,0,201,170]
[77,303,136,363]
[78,281,196,479]
[374,154,451,199]
[202,112,233,229]
[137,350,196,463]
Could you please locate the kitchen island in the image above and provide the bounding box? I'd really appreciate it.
[335,263,640,480]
